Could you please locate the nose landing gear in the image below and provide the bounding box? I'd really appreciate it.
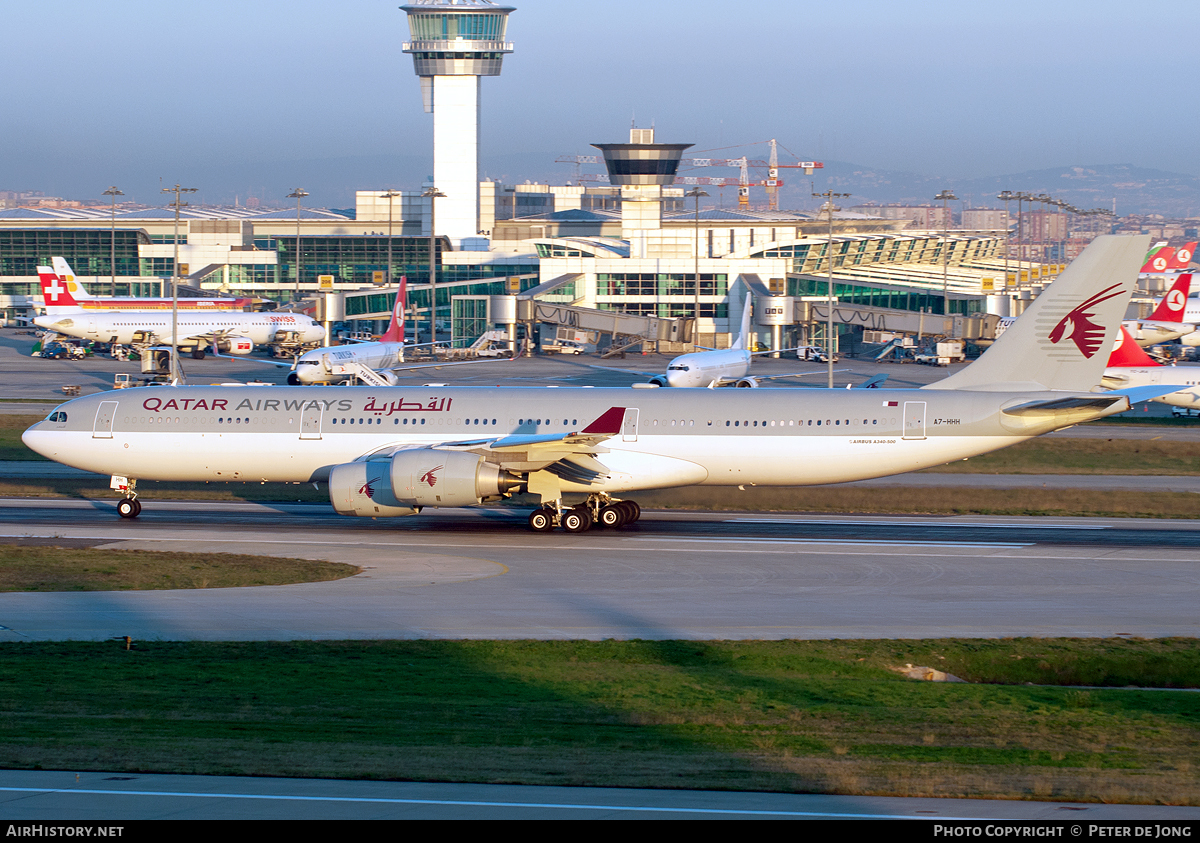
[111,476,141,519]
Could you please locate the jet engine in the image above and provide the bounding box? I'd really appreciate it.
[648,375,669,387]
[329,449,522,516]
[734,377,759,388]
[220,336,255,355]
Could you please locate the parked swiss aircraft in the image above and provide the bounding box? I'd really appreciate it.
[1100,326,1200,409]
[1121,273,1196,347]
[280,278,511,384]
[34,270,325,357]
[24,235,1179,530]
[598,297,832,388]
[41,257,253,312]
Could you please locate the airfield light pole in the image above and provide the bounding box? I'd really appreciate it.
[997,191,1014,294]
[381,189,402,338]
[1013,191,1032,292]
[162,184,196,384]
[288,189,309,301]
[103,186,123,297]
[813,190,850,388]
[422,186,446,345]
[935,190,959,326]
[686,187,708,347]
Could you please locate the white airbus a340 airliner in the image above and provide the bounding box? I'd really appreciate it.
[24,235,1182,532]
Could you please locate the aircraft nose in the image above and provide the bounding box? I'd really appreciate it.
[21,424,54,459]
[665,371,690,388]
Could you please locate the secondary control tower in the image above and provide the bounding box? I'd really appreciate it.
[401,0,515,244]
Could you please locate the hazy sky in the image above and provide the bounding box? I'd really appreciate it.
[4,0,1197,206]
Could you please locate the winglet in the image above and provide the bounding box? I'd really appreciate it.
[582,406,626,435]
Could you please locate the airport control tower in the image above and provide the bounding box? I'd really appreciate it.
[401,0,515,244]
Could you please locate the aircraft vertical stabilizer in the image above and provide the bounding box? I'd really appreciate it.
[379,277,407,343]
[924,234,1149,392]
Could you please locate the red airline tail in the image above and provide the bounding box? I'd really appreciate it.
[1108,326,1159,368]
[1142,246,1174,273]
[1147,273,1193,322]
[1167,241,1197,270]
[379,276,406,343]
[38,266,80,309]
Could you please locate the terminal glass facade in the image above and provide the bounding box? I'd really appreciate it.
[788,275,983,316]
[0,229,146,281]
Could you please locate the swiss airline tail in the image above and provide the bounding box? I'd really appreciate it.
[1147,273,1193,322]
[379,277,407,343]
[1108,326,1159,368]
[38,266,81,311]
[50,257,93,300]
[1167,241,1197,270]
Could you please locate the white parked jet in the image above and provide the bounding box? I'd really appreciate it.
[34,269,325,357]
[605,297,831,388]
[24,235,1177,530]
[284,278,510,385]
[1100,326,1200,410]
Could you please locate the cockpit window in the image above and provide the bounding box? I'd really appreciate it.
[48,411,68,423]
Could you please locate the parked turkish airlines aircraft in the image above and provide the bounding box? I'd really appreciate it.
[1121,273,1196,347]
[1140,241,1196,274]
[24,235,1177,529]
[1100,326,1200,409]
[41,258,252,313]
[34,274,324,356]
[282,278,509,384]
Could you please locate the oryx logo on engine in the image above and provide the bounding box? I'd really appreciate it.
[420,465,444,487]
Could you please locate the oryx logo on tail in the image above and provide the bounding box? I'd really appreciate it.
[1048,283,1125,359]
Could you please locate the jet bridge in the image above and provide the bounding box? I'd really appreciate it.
[516,274,691,356]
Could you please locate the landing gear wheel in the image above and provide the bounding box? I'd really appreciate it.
[561,507,592,533]
[191,348,206,360]
[117,498,140,519]
[528,507,555,532]
[619,501,641,524]
[598,504,624,529]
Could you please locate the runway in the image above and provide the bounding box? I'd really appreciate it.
[1,498,1196,641]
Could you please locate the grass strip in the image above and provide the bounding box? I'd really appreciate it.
[0,639,1196,803]
[0,545,359,591]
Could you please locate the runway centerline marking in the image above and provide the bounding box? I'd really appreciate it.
[729,518,1110,530]
[632,537,1030,549]
[0,786,981,819]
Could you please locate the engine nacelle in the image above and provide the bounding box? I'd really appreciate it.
[391,449,521,507]
[328,460,420,518]
[221,336,255,355]
[647,375,668,387]
[734,377,759,388]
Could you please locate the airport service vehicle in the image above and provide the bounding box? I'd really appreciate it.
[24,235,1179,530]
[1100,326,1200,411]
[41,258,252,312]
[34,271,325,357]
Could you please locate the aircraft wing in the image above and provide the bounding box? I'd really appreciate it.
[579,362,665,379]
[428,406,626,475]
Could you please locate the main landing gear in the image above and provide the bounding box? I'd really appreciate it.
[527,496,641,533]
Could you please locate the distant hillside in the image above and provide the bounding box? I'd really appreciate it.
[785,162,1200,217]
